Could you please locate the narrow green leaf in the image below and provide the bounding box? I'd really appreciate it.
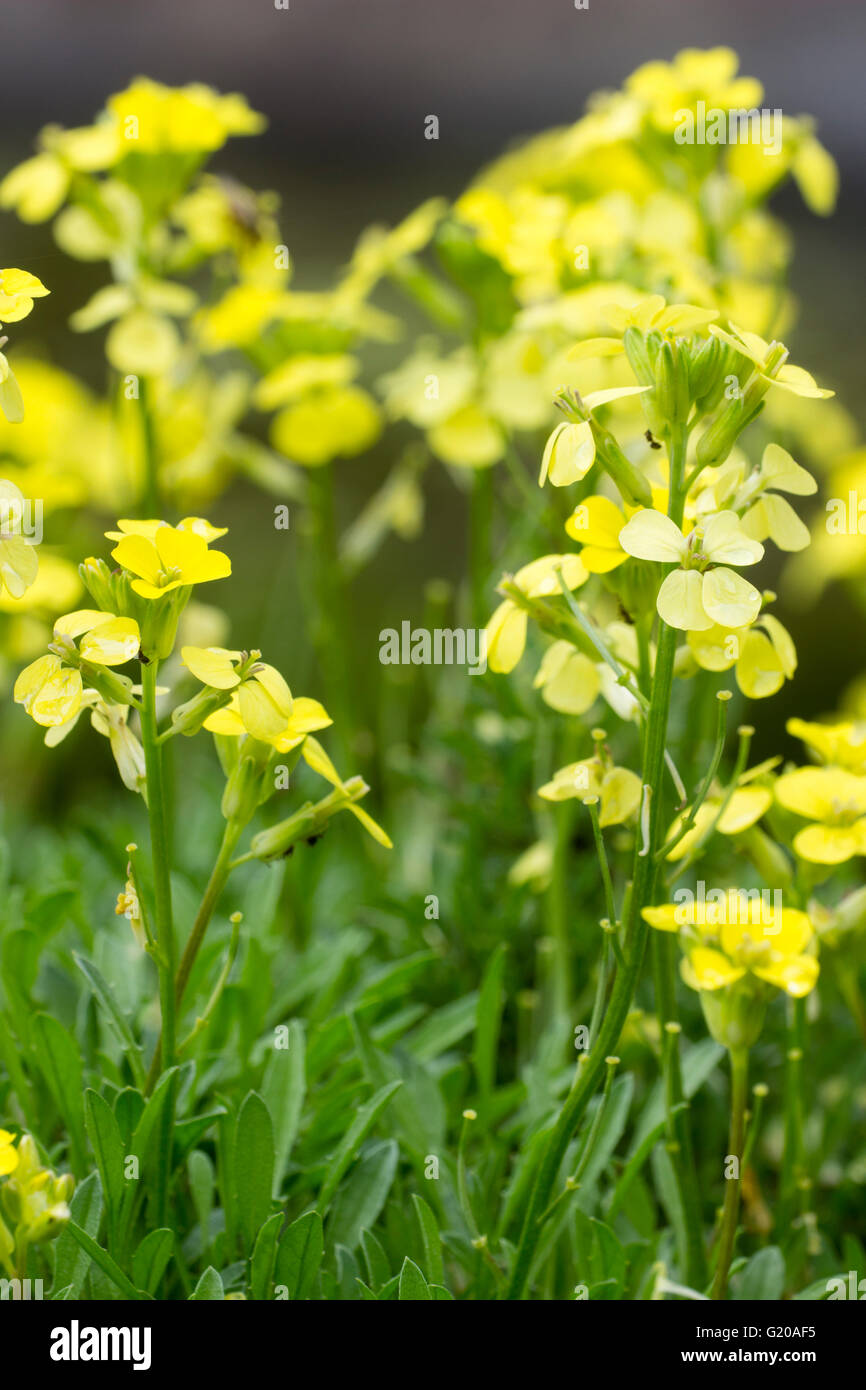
[73,953,147,1091]
[64,1220,150,1300]
[261,1020,305,1197]
[360,1227,391,1291]
[318,1080,402,1212]
[189,1266,224,1300]
[398,1256,431,1300]
[274,1210,323,1300]
[83,1089,125,1248]
[733,1246,786,1300]
[132,1228,174,1297]
[52,1172,103,1298]
[234,1092,275,1251]
[411,1193,444,1286]
[33,1013,86,1169]
[250,1211,284,1301]
[328,1139,398,1251]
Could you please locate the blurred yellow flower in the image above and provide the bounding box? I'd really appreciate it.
[643,889,819,998]
[538,756,641,826]
[787,717,866,775]
[775,766,866,864]
[0,1128,18,1177]
[686,613,796,699]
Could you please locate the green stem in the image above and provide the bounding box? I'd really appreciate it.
[711,1046,749,1300]
[143,817,242,1094]
[504,423,690,1299]
[140,660,176,1084]
[653,936,707,1288]
[778,996,806,1227]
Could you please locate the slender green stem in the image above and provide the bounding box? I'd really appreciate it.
[140,660,176,1084]
[711,1047,749,1300]
[653,939,708,1289]
[656,690,730,861]
[144,817,242,1093]
[504,423,690,1299]
[586,797,617,928]
[778,996,807,1228]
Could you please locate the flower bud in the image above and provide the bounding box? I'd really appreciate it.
[698,978,767,1051]
[590,422,653,508]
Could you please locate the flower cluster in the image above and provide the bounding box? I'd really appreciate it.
[0,1131,73,1278]
[13,515,389,852]
[373,48,838,479]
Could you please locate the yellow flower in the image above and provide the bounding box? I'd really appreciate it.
[643,889,819,998]
[204,689,332,753]
[775,766,866,864]
[14,653,83,727]
[686,613,796,699]
[663,784,773,862]
[538,756,641,826]
[184,646,295,742]
[564,494,629,572]
[111,523,230,598]
[787,717,866,775]
[618,507,763,630]
[106,78,264,155]
[0,268,49,324]
[271,385,382,467]
[106,516,228,543]
[0,153,69,222]
[698,443,816,552]
[0,1129,18,1177]
[626,48,764,134]
[538,386,650,487]
[708,322,834,399]
[575,293,719,346]
[485,554,589,673]
[533,641,600,714]
[14,611,141,727]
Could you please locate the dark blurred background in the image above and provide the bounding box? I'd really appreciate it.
[1,0,864,786]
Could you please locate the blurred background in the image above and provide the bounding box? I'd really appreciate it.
[1,0,864,798]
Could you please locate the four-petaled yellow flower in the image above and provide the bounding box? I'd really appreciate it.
[184,645,298,743]
[14,610,140,727]
[619,507,763,631]
[643,890,819,998]
[708,321,834,400]
[111,522,230,598]
[686,613,796,699]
